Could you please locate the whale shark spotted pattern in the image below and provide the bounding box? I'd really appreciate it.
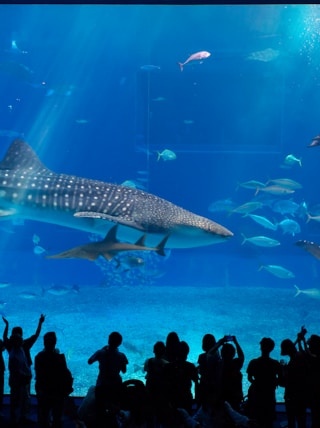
[0,140,233,248]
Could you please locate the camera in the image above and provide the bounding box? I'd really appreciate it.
[225,335,233,341]
[300,325,307,337]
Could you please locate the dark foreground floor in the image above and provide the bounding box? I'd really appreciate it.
[0,395,312,428]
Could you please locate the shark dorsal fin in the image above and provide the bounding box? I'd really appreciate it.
[103,225,119,243]
[135,234,146,246]
[0,139,50,172]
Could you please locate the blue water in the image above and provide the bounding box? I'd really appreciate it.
[0,4,320,399]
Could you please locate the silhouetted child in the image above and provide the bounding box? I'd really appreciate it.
[88,331,128,428]
[35,331,74,428]
[144,340,170,419]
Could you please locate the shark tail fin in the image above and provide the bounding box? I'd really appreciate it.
[306,213,312,223]
[258,265,264,272]
[157,152,161,161]
[294,284,301,297]
[156,234,170,256]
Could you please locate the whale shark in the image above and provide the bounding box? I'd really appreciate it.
[0,139,233,248]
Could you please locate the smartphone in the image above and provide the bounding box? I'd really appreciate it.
[225,335,233,341]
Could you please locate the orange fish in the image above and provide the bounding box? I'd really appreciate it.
[178,51,211,72]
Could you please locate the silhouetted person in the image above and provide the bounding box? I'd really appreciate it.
[167,340,198,414]
[247,337,281,428]
[88,331,128,428]
[144,340,170,419]
[197,333,222,406]
[279,338,308,428]
[219,336,244,411]
[35,331,74,428]
[3,314,46,368]
[8,333,32,426]
[0,338,5,417]
[164,331,180,363]
[3,313,45,422]
[303,334,320,428]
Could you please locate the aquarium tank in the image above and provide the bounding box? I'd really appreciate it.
[0,4,319,401]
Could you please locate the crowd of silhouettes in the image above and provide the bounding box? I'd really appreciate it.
[0,317,320,428]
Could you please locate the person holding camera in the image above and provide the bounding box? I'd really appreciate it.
[207,335,245,412]
[279,326,309,428]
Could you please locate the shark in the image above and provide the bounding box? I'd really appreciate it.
[0,139,233,248]
[47,224,169,261]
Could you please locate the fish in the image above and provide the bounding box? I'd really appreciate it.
[33,245,46,255]
[278,219,301,236]
[255,185,295,196]
[32,233,40,245]
[266,178,302,190]
[157,149,177,161]
[308,135,320,148]
[47,224,169,261]
[306,213,320,223]
[283,154,302,168]
[247,214,278,231]
[236,180,266,190]
[241,233,280,247]
[246,48,280,62]
[140,65,161,71]
[295,239,320,260]
[45,284,79,296]
[0,282,10,289]
[18,291,39,299]
[258,264,295,279]
[208,198,236,213]
[152,97,166,102]
[178,51,211,72]
[229,201,263,216]
[272,199,299,216]
[294,284,320,299]
[115,256,145,271]
[0,139,233,248]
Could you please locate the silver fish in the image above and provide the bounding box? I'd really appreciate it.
[247,214,278,231]
[241,234,280,247]
[258,264,295,279]
[294,284,320,299]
